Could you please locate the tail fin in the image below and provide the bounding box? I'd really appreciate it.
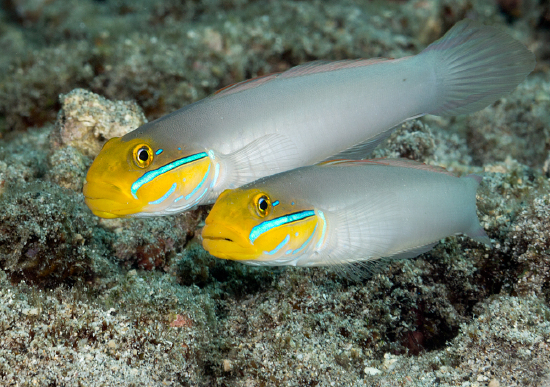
[463,174,492,247]
[421,19,535,116]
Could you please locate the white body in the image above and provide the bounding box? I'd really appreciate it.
[128,56,432,169]
[239,162,490,267]
[122,20,534,213]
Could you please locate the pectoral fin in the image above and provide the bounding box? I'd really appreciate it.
[225,134,300,187]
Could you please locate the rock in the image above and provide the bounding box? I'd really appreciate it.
[50,88,146,158]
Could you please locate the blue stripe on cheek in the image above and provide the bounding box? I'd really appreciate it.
[155,149,163,155]
[249,210,315,244]
[264,235,290,255]
[148,182,177,205]
[291,224,317,255]
[131,152,208,199]
[210,163,220,189]
[316,210,327,249]
[185,164,211,200]
[194,184,209,203]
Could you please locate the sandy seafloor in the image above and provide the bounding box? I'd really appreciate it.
[0,0,550,386]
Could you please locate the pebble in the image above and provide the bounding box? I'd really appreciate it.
[488,380,500,387]
[364,367,381,375]
[223,359,232,372]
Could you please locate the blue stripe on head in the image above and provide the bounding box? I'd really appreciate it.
[272,200,279,207]
[264,235,290,255]
[291,224,317,255]
[210,163,220,189]
[316,210,327,249]
[148,182,177,205]
[155,149,163,155]
[185,164,211,200]
[131,152,208,199]
[193,184,209,203]
[249,210,315,244]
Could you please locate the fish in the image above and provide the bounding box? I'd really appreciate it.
[201,159,491,273]
[83,19,535,218]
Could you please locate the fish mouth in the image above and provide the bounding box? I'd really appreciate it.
[83,197,144,218]
[83,181,139,218]
[201,223,260,260]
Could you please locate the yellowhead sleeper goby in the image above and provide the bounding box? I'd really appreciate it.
[201,159,491,269]
[83,20,534,218]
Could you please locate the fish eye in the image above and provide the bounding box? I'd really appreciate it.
[132,144,153,168]
[254,194,271,217]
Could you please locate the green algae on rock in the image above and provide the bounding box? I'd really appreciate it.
[0,181,110,287]
[465,77,550,168]
[0,269,218,386]
[109,210,205,271]
[175,241,281,295]
[46,144,90,192]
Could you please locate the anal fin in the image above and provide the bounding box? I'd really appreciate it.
[322,127,394,161]
[385,242,439,260]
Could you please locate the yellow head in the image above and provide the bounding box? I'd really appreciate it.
[83,137,219,218]
[202,187,327,263]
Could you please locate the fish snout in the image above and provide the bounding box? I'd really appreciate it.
[201,222,260,260]
[82,179,137,218]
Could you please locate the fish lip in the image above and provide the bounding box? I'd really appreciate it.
[82,180,125,199]
[202,222,250,247]
[83,181,140,218]
[83,179,140,218]
[201,222,259,260]
[83,197,142,218]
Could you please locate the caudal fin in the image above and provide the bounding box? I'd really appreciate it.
[463,174,492,247]
[421,19,535,116]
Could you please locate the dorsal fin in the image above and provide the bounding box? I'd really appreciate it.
[212,58,390,99]
[212,73,279,98]
[320,158,457,177]
[279,58,389,78]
